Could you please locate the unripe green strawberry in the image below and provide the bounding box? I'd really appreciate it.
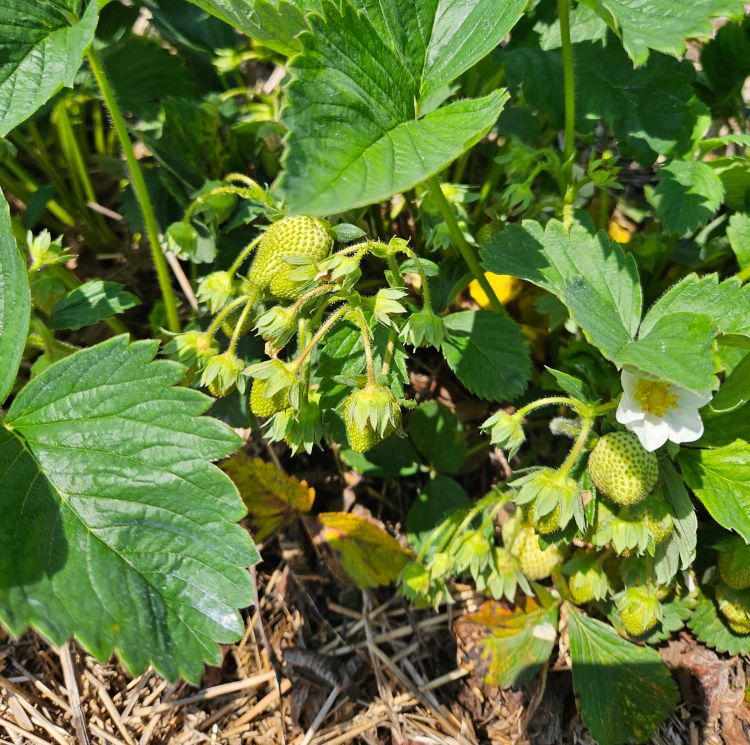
[221,306,255,339]
[533,504,561,536]
[501,511,520,547]
[343,385,401,453]
[247,216,333,299]
[616,586,661,637]
[630,493,674,545]
[588,431,658,506]
[718,546,750,590]
[249,378,289,418]
[715,583,750,634]
[510,527,564,581]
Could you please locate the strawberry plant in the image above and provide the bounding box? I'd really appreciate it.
[2,0,750,742]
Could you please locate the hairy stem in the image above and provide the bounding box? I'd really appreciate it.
[558,417,594,477]
[353,306,376,386]
[292,305,348,372]
[426,177,503,312]
[86,47,180,332]
[558,0,576,184]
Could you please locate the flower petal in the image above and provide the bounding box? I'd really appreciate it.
[616,392,645,426]
[675,387,713,410]
[662,407,704,444]
[629,414,670,452]
[620,369,640,397]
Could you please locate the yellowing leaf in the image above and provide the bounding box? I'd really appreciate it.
[469,273,523,308]
[307,512,411,588]
[221,452,315,542]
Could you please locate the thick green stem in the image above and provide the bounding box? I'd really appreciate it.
[558,0,576,180]
[86,47,180,333]
[426,177,503,312]
[558,417,594,477]
[353,307,376,386]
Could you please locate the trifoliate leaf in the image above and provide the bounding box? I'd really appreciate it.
[689,589,750,655]
[306,512,411,588]
[280,0,526,214]
[578,0,743,65]
[48,281,140,330]
[481,220,641,362]
[454,596,559,689]
[567,604,679,745]
[221,452,315,542]
[652,160,725,235]
[0,192,30,404]
[678,441,750,543]
[0,336,257,683]
[441,310,532,402]
[0,0,98,136]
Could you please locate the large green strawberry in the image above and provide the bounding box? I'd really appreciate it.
[588,431,658,506]
[715,583,750,634]
[247,216,333,299]
[718,541,750,590]
[510,527,564,581]
[249,378,289,418]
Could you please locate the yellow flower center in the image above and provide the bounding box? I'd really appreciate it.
[634,379,678,417]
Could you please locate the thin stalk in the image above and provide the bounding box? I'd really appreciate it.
[558,0,576,183]
[86,47,180,332]
[205,296,247,340]
[558,417,594,477]
[353,306,376,386]
[402,246,432,309]
[516,396,584,418]
[0,158,75,227]
[228,234,263,276]
[380,254,404,377]
[227,299,254,354]
[292,305,348,372]
[426,177,503,312]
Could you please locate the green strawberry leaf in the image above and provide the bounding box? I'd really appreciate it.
[689,589,750,655]
[567,604,679,745]
[639,274,750,340]
[49,280,140,330]
[455,596,559,689]
[0,191,30,405]
[615,311,717,393]
[678,441,750,543]
[406,475,470,554]
[503,38,702,164]
[0,0,98,136]
[0,336,257,683]
[280,0,526,214]
[184,0,319,56]
[481,220,641,362]
[727,213,750,272]
[408,401,467,475]
[440,310,532,402]
[577,0,743,65]
[652,160,725,235]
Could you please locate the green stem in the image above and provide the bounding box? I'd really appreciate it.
[381,255,404,377]
[438,491,506,559]
[558,0,576,182]
[516,396,585,418]
[205,296,247,340]
[228,235,262,276]
[738,264,750,283]
[402,246,432,309]
[86,47,180,333]
[426,177,503,312]
[353,307,376,386]
[558,417,594,477]
[292,305,348,372]
[227,299,253,354]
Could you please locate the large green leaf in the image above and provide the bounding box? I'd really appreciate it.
[0,191,30,405]
[440,311,531,402]
[280,0,525,215]
[678,441,750,542]
[49,280,140,330]
[0,0,98,136]
[480,220,641,362]
[615,312,717,393]
[503,38,702,164]
[567,605,679,745]
[185,0,320,56]
[652,160,725,235]
[0,336,258,683]
[578,0,743,65]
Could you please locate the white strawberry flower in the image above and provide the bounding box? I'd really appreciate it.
[616,369,712,452]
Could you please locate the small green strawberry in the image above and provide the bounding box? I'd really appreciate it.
[715,583,750,634]
[630,492,674,545]
[510,527,564,581]
[533,504,561,536]
[200,351,243,397]
[563,551,610,605]
[343,385,401,453]
[616,585,662,637]
[247,216,333,299]
[249,378,289,418]
[718,539,750,590]
[588,431,658,506]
